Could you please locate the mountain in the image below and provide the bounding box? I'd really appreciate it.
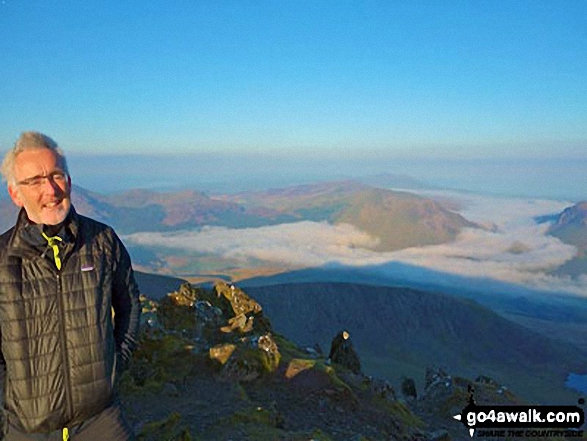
[121,281,537,440]
[0,181,477,275]
[237,262,587,353]
[244,282,586,404]
[73,186,288,233]
[223,180,477,251]
[119,279,585,440]
[548,201,587,276]
[549,201,587,247]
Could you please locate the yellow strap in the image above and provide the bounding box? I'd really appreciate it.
[42,232,63,270]
[63,427,69,441]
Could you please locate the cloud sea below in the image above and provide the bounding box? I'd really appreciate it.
[124,189,586,297]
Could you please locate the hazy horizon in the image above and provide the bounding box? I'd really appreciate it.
[66,154,587,202]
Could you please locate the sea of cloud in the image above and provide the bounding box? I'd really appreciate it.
[124,190,587,297]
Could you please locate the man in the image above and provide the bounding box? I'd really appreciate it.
[0,132,140,440]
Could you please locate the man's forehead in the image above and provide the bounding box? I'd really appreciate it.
[13,148,64,176]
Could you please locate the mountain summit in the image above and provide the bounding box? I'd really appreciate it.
[223,180,476,251]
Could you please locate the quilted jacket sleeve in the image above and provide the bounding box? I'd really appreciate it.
[0,340,5,391]
[111,231,141,370]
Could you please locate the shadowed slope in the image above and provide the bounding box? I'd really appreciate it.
[245,282,586,403]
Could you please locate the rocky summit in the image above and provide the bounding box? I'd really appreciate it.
[113,282,556,441]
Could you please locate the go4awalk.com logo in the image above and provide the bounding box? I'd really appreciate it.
[453,387,585,438]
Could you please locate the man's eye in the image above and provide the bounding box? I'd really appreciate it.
[51,172,66,182]
[25,177,44,186]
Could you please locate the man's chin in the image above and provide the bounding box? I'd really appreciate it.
[38,205,71,226]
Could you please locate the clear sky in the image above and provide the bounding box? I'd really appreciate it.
[1,0,586,158]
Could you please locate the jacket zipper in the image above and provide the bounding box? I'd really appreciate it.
[55,269,74,420]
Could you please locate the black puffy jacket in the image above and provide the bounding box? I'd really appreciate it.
[0,207,140,433]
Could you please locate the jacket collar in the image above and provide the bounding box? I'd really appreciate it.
[7,206,79,260]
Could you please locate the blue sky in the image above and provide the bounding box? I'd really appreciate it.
[1,0,586,158]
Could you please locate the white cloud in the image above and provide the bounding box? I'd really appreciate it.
[124,191,587,297]
[125,221,380,267]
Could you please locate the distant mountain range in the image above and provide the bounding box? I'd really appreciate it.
[26,180,472,251]
[548,201,587,277]
[220,180,476,251]
[1,180,478,275]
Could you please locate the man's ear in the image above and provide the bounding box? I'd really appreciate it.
[8,184,24,207]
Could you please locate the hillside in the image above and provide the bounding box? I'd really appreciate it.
[334,188,474,251]
[244,282,586,404]
[223,180,476,251]
[119,281,549,441]
[72,186,287,233]
[548,201,587,277]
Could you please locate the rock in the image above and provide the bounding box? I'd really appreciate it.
[216,333,281,382]
[401,377,417,400]
[285,358,316,379]
[220,313,253,333]
[425,366,449,389]
[210,343,237,365]
[475,375,498,386]
[328,330,361,374]
[304,346,319,357]
[214,282,271,335]
[304,343,323,358]
[368,377,396,401]
[169,282,202,306]
[215,282,262,317]
[253,333,281,373]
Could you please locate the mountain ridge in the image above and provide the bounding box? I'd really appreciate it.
[548,201,587,277]
[243,281,586,404]
[221,180,477,252]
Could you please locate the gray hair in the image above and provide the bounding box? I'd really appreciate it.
[1,132,69,184]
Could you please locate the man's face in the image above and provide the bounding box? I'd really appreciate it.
[7,148,71,225]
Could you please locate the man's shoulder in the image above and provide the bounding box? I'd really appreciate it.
[76,212,114,232]
[76,213,116,237]
[74,213,121,245]
[0,226,15,257]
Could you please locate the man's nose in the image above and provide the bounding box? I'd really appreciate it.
[40,176,63,194]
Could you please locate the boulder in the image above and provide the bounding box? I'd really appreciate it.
[217,333,281,382]
[401,377,417,400]
[328,330,361,374]
[214,282,271,334]
[215,282,262,316]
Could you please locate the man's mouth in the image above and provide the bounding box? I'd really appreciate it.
[43,200,63,209]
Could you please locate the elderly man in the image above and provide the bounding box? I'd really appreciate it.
[0,132,140,440]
